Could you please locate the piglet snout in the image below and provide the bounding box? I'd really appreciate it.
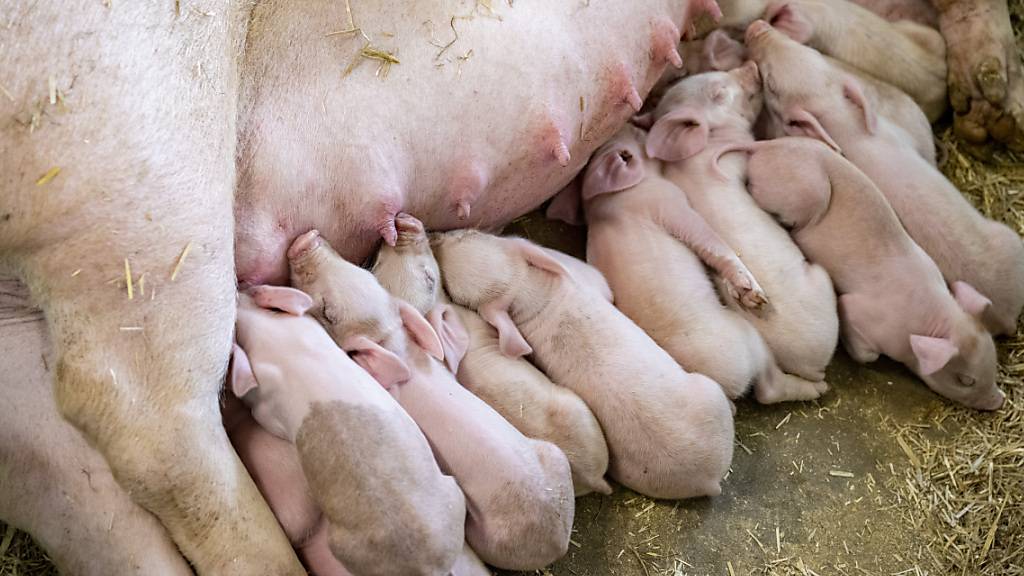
[288,230,322,261]
[745,20,773,45]
[979,390,1006,411]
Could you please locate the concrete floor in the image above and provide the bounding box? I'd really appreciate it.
[501,214,947,576]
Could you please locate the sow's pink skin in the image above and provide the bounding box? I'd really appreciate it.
[235,0,724,286]
[647,67,839,391]
[732,137,1004,411]
[579,124,825,404]
[745,20,1024,336]
[287,231,575,572]
[431,230,736,500]
[371,215,613,497]
[229,287,468,576]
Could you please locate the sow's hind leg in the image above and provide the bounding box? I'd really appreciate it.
[0,2,303,573]
[0,276,192,576]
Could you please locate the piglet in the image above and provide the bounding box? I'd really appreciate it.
[372,214,612,496]
[649,66,839,391]
[735,137,1003,410]
[230,286,467,576]
[431,230,735,500]
[581,124,823,403]
[747,20,1024,336]
[649,29,748,108]
[288,231,574,571]
[714,0,946,120]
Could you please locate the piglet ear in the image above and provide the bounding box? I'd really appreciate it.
[343,335,411,390]
[399,300,444,361]
[545,178,583,226]
[632,112,655,129]
[952,281,992,320]
[249,285,313,316]
[704,29,746,71]
[842,76,878,135]
[782,107,842,153]
[230,343,259,398]
[427,304,470,373]
[514,239,570,278]
[765,3,813,44]
[909,334,959,376]
[730,61,761,93]
[581,144,645,201]
[646,107,710,161]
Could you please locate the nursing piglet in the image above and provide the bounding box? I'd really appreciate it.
[288,232,574,571]
[649,29,748,107]
[581,124,825,403]
[737,137,1003,410]
[746,20,1024,335]
[230,286,466,576]
[649,66,838,390]
[372,215,612,496]
[715,0,947,120]
[431,230,735,500]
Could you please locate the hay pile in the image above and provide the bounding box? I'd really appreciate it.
[0,524,55,575]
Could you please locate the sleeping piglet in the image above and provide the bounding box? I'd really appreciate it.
[288,231,574,571]
[649,66,839,392]
[580,124,823,403]
[746,20,1024,336]
[229,286,467,575]
[372,214,612,496]
[735,137,1003,410]
[431,230,735,500]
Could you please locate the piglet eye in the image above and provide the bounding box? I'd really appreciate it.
[618,150,634,162]
[957,374,976,387]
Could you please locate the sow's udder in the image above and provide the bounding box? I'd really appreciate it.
[234,0,707,286]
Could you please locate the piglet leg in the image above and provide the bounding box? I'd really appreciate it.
[479,295,533,357]
[660,203,768,309]
[755,364,830,404]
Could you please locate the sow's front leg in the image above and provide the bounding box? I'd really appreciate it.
[933,0,1024,149]
[236,0,722,284]
[0,277,191,576]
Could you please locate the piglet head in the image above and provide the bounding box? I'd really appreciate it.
[371,213,442,316]
[581,124,647,203]
[745,20,876,152]
[431,230,569,311]
[646,67,763,161]
[288,230,398,345]
[287,231,444,387]
[910,283,1002,411]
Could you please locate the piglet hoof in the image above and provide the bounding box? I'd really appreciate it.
[287,230,322,261]
[725,268,768,310]
[812,380,830,397]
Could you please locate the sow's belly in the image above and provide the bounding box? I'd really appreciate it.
[234,0,707,285]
